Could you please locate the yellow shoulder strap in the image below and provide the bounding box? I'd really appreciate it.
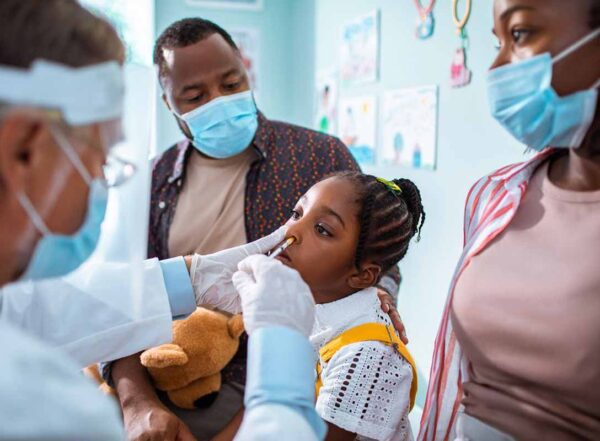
[315,323,418,411]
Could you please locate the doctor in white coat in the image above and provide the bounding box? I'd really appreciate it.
[0,1,291,440]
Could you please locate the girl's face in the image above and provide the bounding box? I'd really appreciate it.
[491,0,600,97]
[277,177,380,304]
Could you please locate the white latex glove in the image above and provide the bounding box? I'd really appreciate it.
[232,254,315,337]
[191,227,286,313]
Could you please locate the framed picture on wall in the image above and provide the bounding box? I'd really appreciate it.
[339,95,377,165]
[340,10,380,86]
[185,0,263,10]
[315,68,339,136]
[380,85,439,170]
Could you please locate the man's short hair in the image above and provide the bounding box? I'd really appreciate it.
[153,18,239,84]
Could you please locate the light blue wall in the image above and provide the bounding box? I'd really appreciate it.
[315,0,526,377]
[154,0,315,152]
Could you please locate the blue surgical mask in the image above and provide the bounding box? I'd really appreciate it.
[178,90,258,159]
[487,29,600,151]
[17,128,109,280]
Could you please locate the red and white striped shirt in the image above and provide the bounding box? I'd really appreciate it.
[418,150,555,441]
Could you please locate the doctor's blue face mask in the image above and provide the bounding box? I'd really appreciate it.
[176,90,258,159]
[487,28,600,152]
[16,127,109,281]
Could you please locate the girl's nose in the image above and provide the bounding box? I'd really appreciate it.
[285,221,303,246]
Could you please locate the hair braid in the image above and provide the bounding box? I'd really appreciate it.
[354,189,375,268]
[328,171,426,278]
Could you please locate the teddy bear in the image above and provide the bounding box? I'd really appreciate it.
[140,307,245,410]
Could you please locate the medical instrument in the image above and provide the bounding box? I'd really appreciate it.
[269,237,295,259]
[191,227,286,313]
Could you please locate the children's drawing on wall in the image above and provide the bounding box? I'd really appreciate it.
[340,10,380,86]
[339,95,377,165]
[315,69,338,135]
[381,85,438,170]
[230,28,259,92]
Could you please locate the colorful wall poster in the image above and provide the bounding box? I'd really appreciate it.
[339,95,377,165]
[230,28,260,92]
[380,85,438,170]
[315,69,339,136]
[340,10,380,86]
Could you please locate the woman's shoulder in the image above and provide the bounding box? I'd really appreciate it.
[467,151,555,201]
[464,151,555,230]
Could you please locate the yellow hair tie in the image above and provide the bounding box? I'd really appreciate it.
[376,177,402,194]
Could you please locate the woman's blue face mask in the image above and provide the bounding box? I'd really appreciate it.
[176,90,258,159]
[487,28,600,152]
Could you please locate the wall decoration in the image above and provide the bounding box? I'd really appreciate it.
[229,28,260,92]
[315,69,339,136]
[185,0,263,10]
[339,95,377,165]
[413,0,436,40]
[450,0,473,88]
[381,85,438,170]
[81,0,154,65]
[340,10,380,86]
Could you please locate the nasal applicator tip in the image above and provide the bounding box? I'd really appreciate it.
[268,237,295,259]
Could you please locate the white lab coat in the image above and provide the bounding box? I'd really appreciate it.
[0,320,125,440]
[0,258,173,368]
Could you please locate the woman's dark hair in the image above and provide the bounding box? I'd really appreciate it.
[332,172,425,274]
[0,0,124,69]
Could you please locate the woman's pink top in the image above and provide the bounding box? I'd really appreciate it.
[451,160,600,441]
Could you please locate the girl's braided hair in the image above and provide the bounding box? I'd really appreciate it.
[331,172,425,273]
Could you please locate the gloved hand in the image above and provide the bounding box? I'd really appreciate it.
[232,254,315,337]
[190,227,286,313]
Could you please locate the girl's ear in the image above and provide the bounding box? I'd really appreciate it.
[348,263,381,290]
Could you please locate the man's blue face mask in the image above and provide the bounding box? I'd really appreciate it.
[487,28,600,152]
[177,90,259,159]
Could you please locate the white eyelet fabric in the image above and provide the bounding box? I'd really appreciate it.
[310,288,414,441]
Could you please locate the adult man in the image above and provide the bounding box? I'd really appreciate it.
[107,18,402,441]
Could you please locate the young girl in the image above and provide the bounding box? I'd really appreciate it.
[274,171,425,441]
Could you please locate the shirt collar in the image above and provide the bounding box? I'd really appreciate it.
[489,149,555,188]
[168,110,271,184]
[310,287,382,350]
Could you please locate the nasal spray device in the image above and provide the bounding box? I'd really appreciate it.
[268,237,295,259]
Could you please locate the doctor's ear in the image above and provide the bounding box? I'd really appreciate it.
[0,109,52,195]
[348,262,381,290]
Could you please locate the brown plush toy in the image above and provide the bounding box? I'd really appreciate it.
[140,307,245,409]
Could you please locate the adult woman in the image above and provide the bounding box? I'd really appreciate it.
[420,1,600,440]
